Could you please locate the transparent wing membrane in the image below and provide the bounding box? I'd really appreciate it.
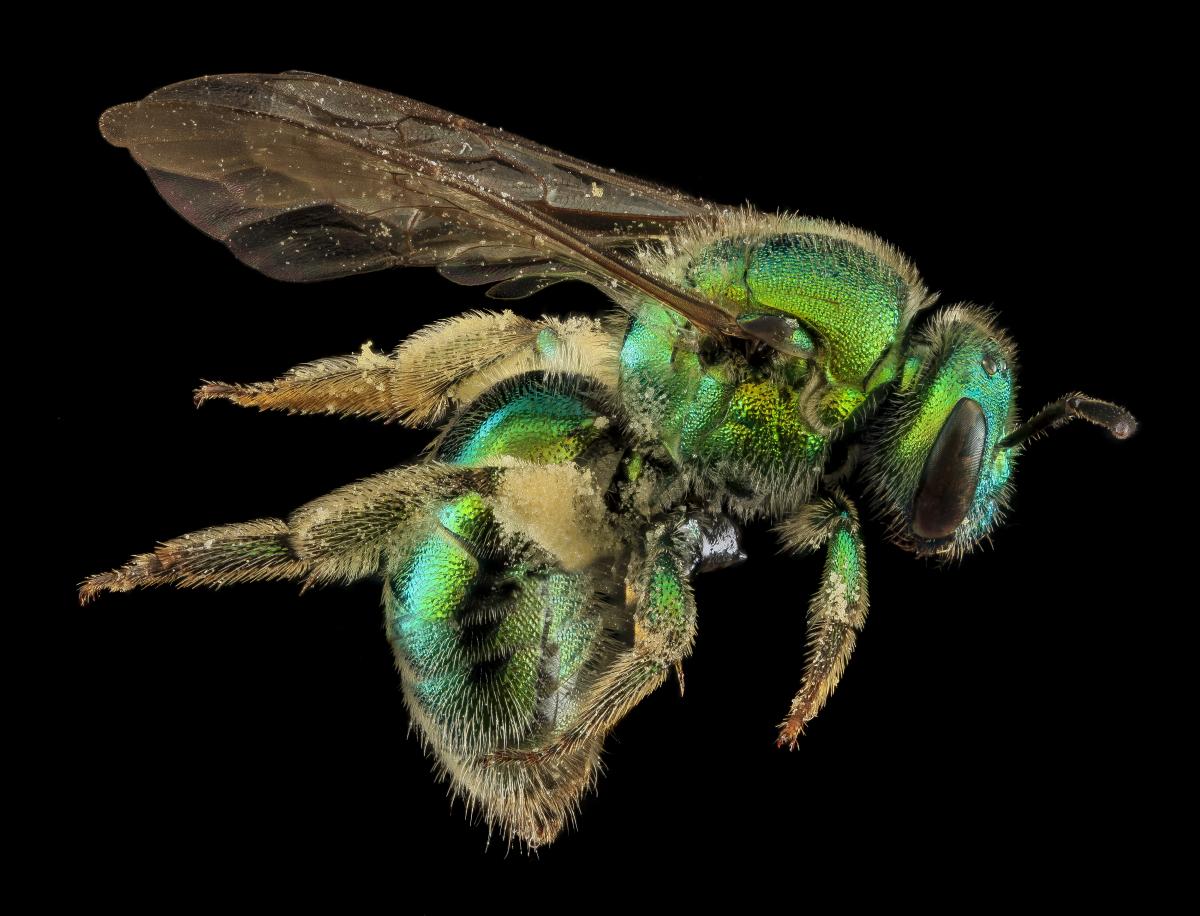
[101,71,740,333]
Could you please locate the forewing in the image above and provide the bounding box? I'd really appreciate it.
[100,71,740,335]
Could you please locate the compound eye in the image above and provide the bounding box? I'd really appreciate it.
[912,398,988,540]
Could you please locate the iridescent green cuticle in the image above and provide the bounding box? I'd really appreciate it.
[441,389,599,465]
[897,331,1015,533]
[899,355,923,391]
[390,537,600,739]
[866,362,896,392]
[398,532,477,622]
[790,324,815,353]
[620,304,702,450]
[686,238,747,303]
[438,491,493,543]
[643,553,687,627]
[622,302,828,477]
[745,234,905,385]
[535,327,559,358]
[782,356,810,389]
[700,381,824,466]
[818,384,867,427]
[679,368,734,458]
[543,571,598,682]
[827,527,861,604]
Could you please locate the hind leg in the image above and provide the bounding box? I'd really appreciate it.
[79,465,492,602]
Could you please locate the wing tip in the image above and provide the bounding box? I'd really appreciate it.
[98,103,136,147]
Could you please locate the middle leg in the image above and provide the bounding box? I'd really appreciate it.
[484,516,708,765]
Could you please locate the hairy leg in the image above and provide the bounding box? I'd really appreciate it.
[485,519,701,765]
[773,490,869,748]
[80,464,492,603]
[195,311,619,427]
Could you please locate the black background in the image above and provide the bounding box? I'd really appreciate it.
[53,27,1165,903]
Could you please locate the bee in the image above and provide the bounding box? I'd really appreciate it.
[83,71,1137,848]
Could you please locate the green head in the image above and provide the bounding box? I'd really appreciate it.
[864,304,1136,559]
[865,305,1018,558]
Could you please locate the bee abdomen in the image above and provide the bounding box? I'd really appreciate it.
[386,491,608,746]
[382,488,616,846]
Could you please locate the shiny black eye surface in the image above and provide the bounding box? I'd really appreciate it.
[913,398,988,540]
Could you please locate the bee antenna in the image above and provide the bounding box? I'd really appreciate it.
[998,392,1138,450]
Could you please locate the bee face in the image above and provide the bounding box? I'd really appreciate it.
[865,305,1019,559]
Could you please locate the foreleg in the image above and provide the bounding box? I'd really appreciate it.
[774,490,869,748]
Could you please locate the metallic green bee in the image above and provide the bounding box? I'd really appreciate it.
[83,72,1136,847]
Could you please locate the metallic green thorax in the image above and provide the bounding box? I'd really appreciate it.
[619,302,827,513]
[687,233,910,388]
[621,231,924,513]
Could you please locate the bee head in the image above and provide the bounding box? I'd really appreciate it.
[864,305,1019,559]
